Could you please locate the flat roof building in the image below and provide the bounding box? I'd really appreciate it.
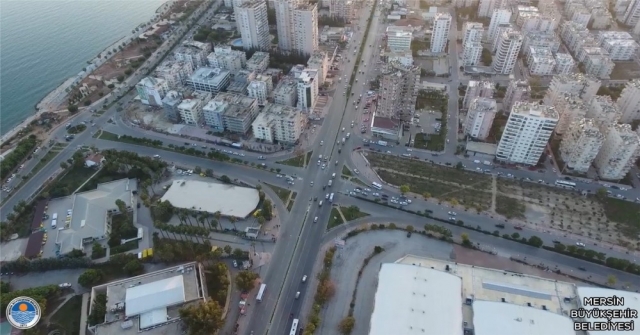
[464,97,497,140]
[161,179,259,218]
[186,67,231,94]
[473,301,575,335]
[297,69,319,112]
[202,92,259,133]
[246,51,270,72]
[560,118,604,173]
[252,103,305,144]
[273,78,298,107]
[387,27,413,53]
[154,60,193,88]
[53,179,137,255]
[136,77,169,106]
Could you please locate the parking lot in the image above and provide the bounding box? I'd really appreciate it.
[402,109,444,146]
[40,196,75,258]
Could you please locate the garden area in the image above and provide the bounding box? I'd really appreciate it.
[264,182,293,205]
[49,294,83,335]
[276,153,306,167]
[414,90,448,151]
[328,207,344,230]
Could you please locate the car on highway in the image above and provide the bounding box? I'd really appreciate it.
[314,217,318,223]
[448,211,457,216]
[295,292,300,299]
[353,169,359,174]
[320,141,324,146]
[448,217,456,221]
[576,242,586,247]
[310,181,314,186]
[302,275,307,282]
[349,191,356,196]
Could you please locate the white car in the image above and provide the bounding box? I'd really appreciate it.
[349,191,357,196]
[576,242,586,247]
[326,193,330,199]
[302,275,308,282]
[276,174,283,178]
[314,216,318,223]
[390,199,398,204]
[364,188,371,192]
[448,211,457,216]
[448,217,456,221]
[320,141,324,146]
[353,169,359,174]
[372,192,380,197]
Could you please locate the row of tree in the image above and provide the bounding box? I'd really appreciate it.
[0,135,37,179]
[303,247,337,335]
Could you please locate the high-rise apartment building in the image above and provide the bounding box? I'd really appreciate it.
[487,9,512,43]
[492,29,522,75]
[378,67,420,122]
[463,80,494,109]
[543,73,600,106]
[329,0,353,20]
[496,102,558,165]
[622,0,640,27]
[293,3,319,56]
[297,69,319,112]
[560,118,605,173]
[252,103,306,143]
[236,0,270,51]
[594,124,640,180]
[462,23,484,66]
[430,13,451,53]
[503,80,531,112]
[477,0,507,17]
[554,53,575,75]
[586,96,621,130]
[527,46,556,76]
[306,51,328,84]
[616,79,640,123]
[551,93,587,135]
[136,77,169,106]
[274,0,299,51]
[464,98,497,140]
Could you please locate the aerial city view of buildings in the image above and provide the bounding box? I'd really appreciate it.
[2,0,640,334]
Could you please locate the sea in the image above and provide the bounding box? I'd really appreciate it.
[0,0,166,136]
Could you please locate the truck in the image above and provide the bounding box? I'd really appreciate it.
[231,142,242,148]
[329,193,334,202]
[483,160,492,166]
[377,140,388,146]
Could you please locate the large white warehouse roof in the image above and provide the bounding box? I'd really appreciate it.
[369,263,463,335]
[125,275,185,317]
[473,300,575,335]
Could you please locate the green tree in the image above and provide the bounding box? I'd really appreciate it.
[179,300,224,335]
[220,175,231,183]
[596,187,608,201]
[123,259,144,276]
[338,316,356,335]
[405,225,414,232]
[399,184,410,195]
[527,236,544,248]
[78,269,104,287]
[511,232,520,239]
[223,245,232,255]
[60,162,69,169]
[234,271,259,292]
[461,233,472,247]
[455,162,464,170]
[0,281,11,294]
[68,104,79,114]
[607,275,617,286]
[554,242,566,252]
[91,242,106,259]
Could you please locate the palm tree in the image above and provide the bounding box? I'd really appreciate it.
[230,217,238,231]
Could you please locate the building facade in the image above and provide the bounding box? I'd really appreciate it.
[274,0,299,51]
[430,13,452,53]
[202,93,259,133]
[136,77,169,106]
[273,78,298,107]
[236,0,270,50]
[296,69,319,112]
[186,67,231,94]
[503,80,531,112]
[252,103,305,143]
[492,29,523,75]
[463,80,494,109]
[616,79,640,123]
[594,124,640,180]
[496,102,558,165]
[487,9,512,43]
[560,118,604,173]
[464,97,497,140]
[543,73,600,107]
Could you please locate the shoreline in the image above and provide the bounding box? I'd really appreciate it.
[1,1,175,146]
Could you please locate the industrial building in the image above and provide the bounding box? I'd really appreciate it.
[161,180,260,218]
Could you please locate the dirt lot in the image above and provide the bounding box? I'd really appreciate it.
[497,179,640,251]
[610,61,640,81]
[125,101,173,130]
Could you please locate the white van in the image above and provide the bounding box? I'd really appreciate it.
[331,173,336,179]
[52,213,58,220]
[51,219,57,229]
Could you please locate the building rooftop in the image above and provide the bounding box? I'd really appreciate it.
[211,92,257,118]
[260,102,300,119]
[473,301,575,335]
[189,67,230,84]
[247,52,269,66]
[274,79,297,94]
[369,263,463,335]
[469,97,497,112]
[55,179,137,255]
[137,77,166,88]
[94,263,204,335]
[512,102,559,119]
[178,98,200,111]
[162,91,182,105]
[297,69,317,85]
[160,179,259,218]
[555,53,574,63]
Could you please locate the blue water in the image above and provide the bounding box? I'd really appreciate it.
[0,0,166,135]
[231,38,243,47]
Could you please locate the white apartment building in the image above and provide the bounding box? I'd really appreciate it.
[616,79,640,123]
[273,78,298,107]
[587,95,621,129]
[462,23,484,66]
[554,53,575,74]
[582,47,615,79]
[560,21,591,55]
[274,0,298,51]
[487,9,512,43]
[520,14,557,34]
[387,27,413,52]
[247,75,273,106]
[207,46,247,71]
[463,22,484,45]
[552,93,588,135]
[543,73,600,106]
[504,80,531,112]
[490,23,513,52]
[293,3,319,56]
[236,0,270,51]
[329,0,353,20]
[634,19,640,36]
[464,97,497,140]
[560,118,605,173]
[496,102,559,165]
[246,51,270,72]
[252,103,305,143]
[202,92,259,133]
[622,0,640,27]
[570,5,591,27]
[297,69,318,112]
[175,41,211,70]
[178,98,205,125]
[430,13,451,53]
[477,0,507,17]
[186,67,231,94]
[162,91,182,122]
[522,32,561,57]
[307,51,328,84]
[492,29,523,75]
[527,46,556,76]
[463,80,494,108]
[154,60,194,88]
[594,124,640,180]
[597,31,638,61]
[136,77,169,106]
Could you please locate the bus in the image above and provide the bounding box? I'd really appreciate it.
[290,319,299,335]
[372,182,382,190]
[555,180,576,189]
[329,193,334,202]
[256,283,266,302]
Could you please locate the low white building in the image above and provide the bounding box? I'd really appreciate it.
[247,74,273,106]
[136,77,169,106]
[186,67,231,93]
[582,47,615,79]
[273,78,298,107]
[464,97,497,140]
[597,31,638,61]
[594,124,640,180]
[560,118,604,173]
[246,51,270,72]
[554,53,575,75]
[527,46,555,76]
[207,46,247,71]
[386,26,413,52]
[154,60,194,88]
[496,102,558,165]
[252,103,305,143]
[178,98,206,125]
